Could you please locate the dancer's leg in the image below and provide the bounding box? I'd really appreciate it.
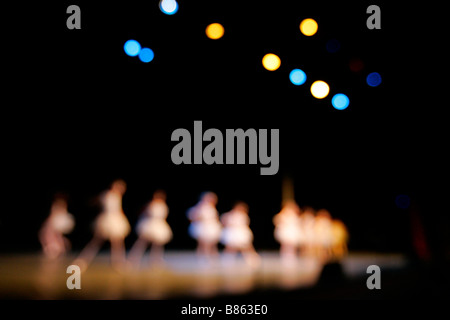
[149,243,164,264]
[73,236,104,271]
[128,237,148,267]
[110,238,126,269]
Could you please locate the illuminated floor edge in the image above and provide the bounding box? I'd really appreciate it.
[0,251,408,299]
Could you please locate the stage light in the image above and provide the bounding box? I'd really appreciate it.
[349,58,364,72]
[366,72,382,87]
[289,69,307,85]
[124,40,141,57]
[310,80,329,99]
[262,53,281,71]
[395,195,411,209]
[139,48,154,63]
[331,93,350,110]
[159,0,178,15]
[326,39,340,53]
[205,23,225,40]
[300,18,318,36]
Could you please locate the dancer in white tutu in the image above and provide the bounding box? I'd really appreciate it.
[187,192,222,259]
[331,218,349,260]
[220,202,260,267]
[299,206,316,256]
[39,196,75,259]
[313,209,334,261]
[74,179,130,271]
[273,200,302,261]
[128,190,172,266]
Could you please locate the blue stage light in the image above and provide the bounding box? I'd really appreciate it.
[124,40,141,57]
[331,93,350,110]
[395,195,411,209]
[326,39,340,53]
[289,69,307,86]
[366,72,382,87]
[139,48,154,63]
[160,0,178,15]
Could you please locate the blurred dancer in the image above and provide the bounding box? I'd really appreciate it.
[128,190,172,266]
[74,180,130,271]
[187,192,222,259]
[313,209,334,261]
[273,200,302,261]
[220,202,260,267]
[299,206,316,256]
[331,219,349,260]
[39,195,75,259]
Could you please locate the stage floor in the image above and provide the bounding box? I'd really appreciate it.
[0,251,407,299]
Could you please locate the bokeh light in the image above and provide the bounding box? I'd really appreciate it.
[366,72,382,87]
[331,93,350,110]
[310,80,329,99]
[124,40,141,57]
[139,48,154,63]
[349,58,364,72]
[159,0,178,15]
[205,23,225,40]
[262,54,281,71]
[326,39,341,53]
[395,195,411,209]
[289,69,307,85]
[300,18,318,36]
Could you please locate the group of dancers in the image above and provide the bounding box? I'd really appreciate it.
[273,201,348,262]
[39,179,348,271]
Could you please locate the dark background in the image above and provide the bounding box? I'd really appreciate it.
[2,1,446,262]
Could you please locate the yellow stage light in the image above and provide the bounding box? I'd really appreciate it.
[300,18,318,36]
[310,80,330,99]
[206,23,225,40]
[262,53,281,71]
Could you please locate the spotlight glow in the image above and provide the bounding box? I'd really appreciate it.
[124,40,141,57]
[310,81,329,99]
[366,72,382,87]
[139,48,154,63]
[331,93,350,110]
[205,23,225,40]
[349,58,364,72]
[289,69,307,85]
[262,53,281,71]
[159,0,178,15]
[300,18,318,36]
[395,195,411,209]
[326,39,340,53]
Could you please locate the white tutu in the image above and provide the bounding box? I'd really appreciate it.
[95,211,130,240]
[221,226,253,248]
[331,222,348,246]
[137,217,172,245]
[189,220,222,243]
[273,208,302,246]
[299,214,316,246]
[296,228,308,246]
[313,219,333,247]
[187,202,222,243]
[274,224,301,246]
[302,227,316,246]
[51,213,75,234]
